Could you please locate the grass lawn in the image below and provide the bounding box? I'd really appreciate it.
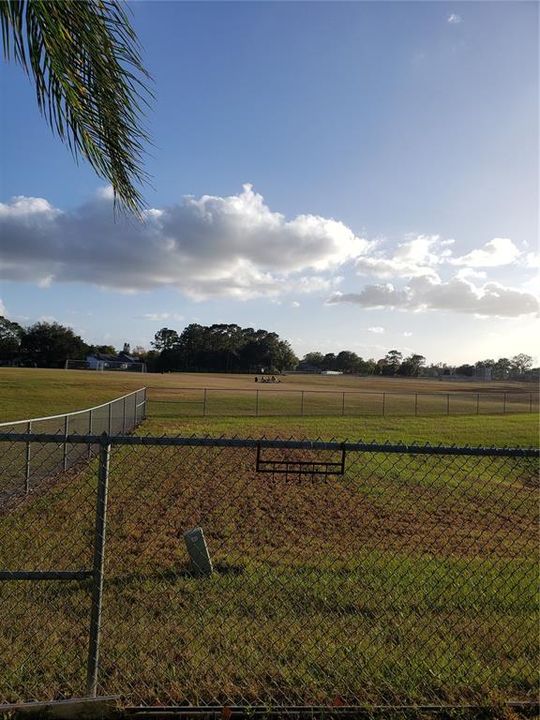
[0,368,538,709]
[145,413,539,447]
[0,367,536,424]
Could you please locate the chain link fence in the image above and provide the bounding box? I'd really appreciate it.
[0,431,538,712]
[150,387,538,419]
[0,388,147,497]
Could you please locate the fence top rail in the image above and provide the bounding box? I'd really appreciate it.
[0,388,146,429]
[151,386,534,397]
[0,431,538,457]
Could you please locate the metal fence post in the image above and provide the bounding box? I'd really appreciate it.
[530,393,533,413]
[503,392,507,414]
[300,391,305,416]
[86,434,111,698]
[341,392,345,416]
[122,397,127,434]
[62,415,69,471]
[108,402,113,435]
[446,393,450,416]
[143,387,148,420]
[203,388,207,417]
[24,420,31,493]
[476,393,480,415]
[87,410,93,460]
[382,393,386,416]
[255,389,259,417]
[414,393,418,417]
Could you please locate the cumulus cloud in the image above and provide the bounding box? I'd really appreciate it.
[447,13,462,24]
[450,238,521,268]
[0,185,369,300]
[327,275,538,318]
[354,235,448,280]
[368,326,385,334]
[354,234,526,281]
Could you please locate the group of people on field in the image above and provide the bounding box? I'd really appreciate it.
[255,375,281,383]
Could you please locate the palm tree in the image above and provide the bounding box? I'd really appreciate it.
[1,0,151,215]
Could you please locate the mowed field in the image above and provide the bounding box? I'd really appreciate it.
[0,367,538,434]
[0,368,538,709]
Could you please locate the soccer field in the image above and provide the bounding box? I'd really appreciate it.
[0,367,536,425]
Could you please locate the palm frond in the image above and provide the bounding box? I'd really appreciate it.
[0,0,152,216]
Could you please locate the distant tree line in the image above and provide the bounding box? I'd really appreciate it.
[299,350,428,376]
[150,324,298,373]
[299,348,535,379]
[0,316,536,379]
[0,317,129,369]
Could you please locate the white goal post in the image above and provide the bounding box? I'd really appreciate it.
[65,358,147,372]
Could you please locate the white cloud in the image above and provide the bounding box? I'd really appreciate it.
[354,234,528,281]
[455,267,487,281]
[368,326,385,334]
[327,275,539,318]
[354,235,452,280]
[0,196,58,217]
[96,185,115,200]
[38,275,54,288]
[291,301,301,308]
[447,13,462,24]
[0,185,369,300]
[403,331,413,337]
[450,238,521,268]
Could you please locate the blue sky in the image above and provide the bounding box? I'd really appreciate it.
[1,1,538,364]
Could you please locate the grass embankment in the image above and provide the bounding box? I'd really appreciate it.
[0,368,538,707]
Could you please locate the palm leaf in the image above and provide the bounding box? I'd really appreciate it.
[0,0,152,216]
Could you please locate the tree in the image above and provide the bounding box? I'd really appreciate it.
[0,0,151,214]
[455,364,475,377]
[21,321,87,367]
[510,354,533,376]
[322,353,337,371]
[152,328,180,352]
[493,358,511,380]
[0,316,24,364]
[87,344,117,356]
[383,350,402,376]
[335,350,361,373]
[301,352,325,370]
[399,354,425,377]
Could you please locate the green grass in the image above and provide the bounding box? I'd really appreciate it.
[1,437,537,707]
[0,368,538,708]
[0,368,142,423]
[144,413,539,448]
[0,367,537,424]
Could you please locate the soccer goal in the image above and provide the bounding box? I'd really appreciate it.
[65,359,147,372]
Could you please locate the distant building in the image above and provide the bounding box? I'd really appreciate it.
[86,343,139,370]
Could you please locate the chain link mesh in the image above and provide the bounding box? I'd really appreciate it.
[149,387,539,419]
[0,432,538,710]
[0,389,146,495]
